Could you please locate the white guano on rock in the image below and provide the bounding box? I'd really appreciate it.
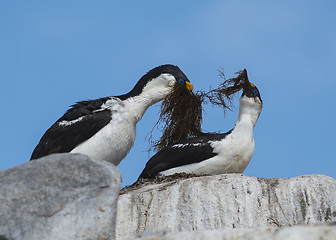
[116,174,336,239]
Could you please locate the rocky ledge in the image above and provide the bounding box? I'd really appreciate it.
[117,174,336,239]
[0,154,335,240]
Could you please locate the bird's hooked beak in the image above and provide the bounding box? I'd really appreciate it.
[186,81,194,91]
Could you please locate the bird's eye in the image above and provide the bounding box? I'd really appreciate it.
[253,89,258,95]
[179,79,185,85]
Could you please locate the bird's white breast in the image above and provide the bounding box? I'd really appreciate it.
[71,98,136,165]
[208,127,255,174]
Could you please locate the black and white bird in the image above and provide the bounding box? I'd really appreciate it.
[30,64,193,165]
[138,82,262,179]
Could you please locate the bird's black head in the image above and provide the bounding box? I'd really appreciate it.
[126,64,193,99]
[147,64,193,91]
[242,82,262,102]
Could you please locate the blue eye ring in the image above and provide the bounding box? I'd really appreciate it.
[178,79,185,85]
[253,89,258,95]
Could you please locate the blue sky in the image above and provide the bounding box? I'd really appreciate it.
[1,1,335,187]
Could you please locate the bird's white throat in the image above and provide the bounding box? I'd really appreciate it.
[236,96,262,127]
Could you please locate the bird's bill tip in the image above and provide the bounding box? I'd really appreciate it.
[186,81,194,91]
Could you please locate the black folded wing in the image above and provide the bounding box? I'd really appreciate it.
[30,97,112,160]
[138,132,231,179]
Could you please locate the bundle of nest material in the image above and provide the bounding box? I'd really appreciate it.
[150,69,251,152]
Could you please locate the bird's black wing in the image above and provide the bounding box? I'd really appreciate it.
[138,131,232,179]
[30,98,112,160]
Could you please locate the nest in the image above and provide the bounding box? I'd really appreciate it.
[121,173,206,194]
[149,69,250,152]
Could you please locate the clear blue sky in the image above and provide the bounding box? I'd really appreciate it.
[1,1,335,187]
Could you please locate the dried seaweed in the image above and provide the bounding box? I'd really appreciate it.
[149,85,206,152]
[120,173,207,194]
[149,69,250,152]
[205,69,249,113]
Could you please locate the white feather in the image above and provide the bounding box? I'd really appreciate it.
[58,116,85,127]
[172,143,203,148]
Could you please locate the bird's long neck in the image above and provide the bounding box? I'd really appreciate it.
[124,84,173,123]
[235,96,262,130]
[122,74,175,123]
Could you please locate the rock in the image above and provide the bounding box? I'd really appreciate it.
[116,174,336,239]
[135,224,336,240]
[0,153,121,240]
